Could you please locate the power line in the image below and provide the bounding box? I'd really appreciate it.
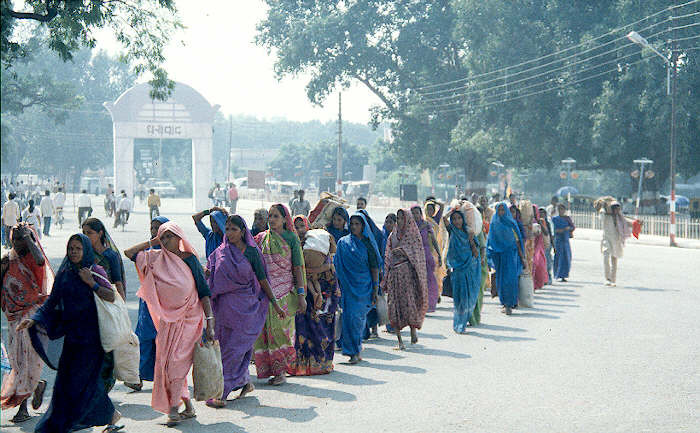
[413,0,699,92]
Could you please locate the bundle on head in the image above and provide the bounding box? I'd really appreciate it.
[594,196,617,213]
[309,192,348,229]
[519,200,534,223]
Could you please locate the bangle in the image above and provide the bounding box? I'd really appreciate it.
[296,287,305,295]
[91,283,100,292]
[205,316,215,320]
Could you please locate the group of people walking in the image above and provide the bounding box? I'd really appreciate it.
[1,189,642,432]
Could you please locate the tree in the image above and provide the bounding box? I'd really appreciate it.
[268,141,370,185]
[257,0,700,195]
[1,0,180,103]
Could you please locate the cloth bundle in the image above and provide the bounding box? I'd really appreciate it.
[192,338,224,401]
[308,193,349,229]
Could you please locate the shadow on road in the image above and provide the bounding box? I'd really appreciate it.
[115,401,162,421]
[615,285,679,292]
[359,347,405,361]
[352,361,427,374]
[533,301,580,308]
[168,420,248,432]
[468,331,537,342]
[513,311,560,320]
[273,382,356,402]
[311,370,387,386]
[477,323,528,333]
[235,396,318,423]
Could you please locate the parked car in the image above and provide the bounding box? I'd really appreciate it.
[147,180,178,198]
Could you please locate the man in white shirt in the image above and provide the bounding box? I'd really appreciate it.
[114,191,132,227]
[77,189,92,226]
[2,192,20,247]
[39,191,54,236]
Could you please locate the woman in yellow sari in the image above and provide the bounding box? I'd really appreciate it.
[424,200,445,296]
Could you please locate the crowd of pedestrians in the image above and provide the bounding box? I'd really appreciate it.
[1,186,645,432]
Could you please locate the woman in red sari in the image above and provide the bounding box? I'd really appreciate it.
[1,224,52,422]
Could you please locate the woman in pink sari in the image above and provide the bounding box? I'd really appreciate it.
[531,206,549,291]
[124,221,215,426]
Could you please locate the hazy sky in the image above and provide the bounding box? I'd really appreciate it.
[101,1,381,124]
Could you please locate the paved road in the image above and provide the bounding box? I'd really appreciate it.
[2,198,698,432]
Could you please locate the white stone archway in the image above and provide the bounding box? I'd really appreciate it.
[104,82,219,210]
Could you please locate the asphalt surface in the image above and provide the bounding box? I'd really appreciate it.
[1,197,698,432]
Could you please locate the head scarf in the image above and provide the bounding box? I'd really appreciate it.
[135,221,201,328]
[382,209,428,316]
[424,200,443,224]
[294,215,310,231]
[327,206,350,242]
[3,224,54,321]
[30,233,110,370]
[358,209,387,259]
[334,212,382,296]
[208,215,269,300]
[269,203,295,234]
[488,202,524,255]
[152,216,170,225]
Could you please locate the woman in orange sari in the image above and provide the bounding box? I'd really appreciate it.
[1,224,52,422]
[124,222,215,426]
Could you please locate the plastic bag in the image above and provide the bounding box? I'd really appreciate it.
[518,272,534,308]
[375,294,389,326]
[92,271,132,352]
[334,309,342,341]
[113,332,140,384]
[192,338,224,401]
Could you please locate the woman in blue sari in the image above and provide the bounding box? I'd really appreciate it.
[443,208,481,333]
[192,206,228,257]
[326,207,350,243]
[358,209,385,340]
[487,202,526,315]
[334,213,380,364]
[20,234,123,433]
[127,215,169,392]
[552,204,575,282]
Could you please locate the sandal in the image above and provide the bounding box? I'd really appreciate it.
[124,381,143,392]
[166,414,181,427]
[102,425,125,433]
[179,409,196,420]
[32,379,47,410]
[10,412,31,423]
[206,398,226,408]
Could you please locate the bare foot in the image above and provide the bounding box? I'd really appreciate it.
[32,380,47,409]
[348,354,361,364]
[206,398,226,408]
[410,328,418,344]
[269,375,286,386]
[237,382,255,399]
[393,343,406,351]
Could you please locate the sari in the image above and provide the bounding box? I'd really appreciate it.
[30,234,115,433]
[358,209,385,339]
[253,204,302,378]
[197,210,227,258]
[1,224,52,409]
[519,201,535,276]
[381,209,428,330]
[446,211,481,333]
[470,231,489,326]
[424,201,446,296]
[288,216,340,376]
[135,215,169,382]
[552,215,575,279]
[487,202,524,308]
[411,205,439,313]
[335,212,380,356]
[326,207,350,243]
[134,222,205,413]
[531,207,549,290]
[208,217,269,395]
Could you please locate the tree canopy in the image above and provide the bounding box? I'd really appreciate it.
[257,0,700,192]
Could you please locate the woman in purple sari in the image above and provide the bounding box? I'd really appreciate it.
[410,205,442,313]
[205,215,285,408]
[287,216,340,376]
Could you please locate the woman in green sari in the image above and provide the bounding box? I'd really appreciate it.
[253,204,307,386]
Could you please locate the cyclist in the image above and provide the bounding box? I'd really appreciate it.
[53,187,66,229]
[114,191,132,228]
[147,188,161,219]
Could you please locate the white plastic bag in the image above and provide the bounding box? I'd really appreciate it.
[304,229,331,255]
[91,270,132,352]
[518,272,534,308]
[113,332,140,384]
[376,294,389,326]
[192,339,224,401]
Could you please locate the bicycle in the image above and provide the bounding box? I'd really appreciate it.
[114,210,128,232]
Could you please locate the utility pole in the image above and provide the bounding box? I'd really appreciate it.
[227,115,233,184]
[669,23,678,247]
[336,93,343,196]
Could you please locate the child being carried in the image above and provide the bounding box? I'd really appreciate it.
[303,229,336,315]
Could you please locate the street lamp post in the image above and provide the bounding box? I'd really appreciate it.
[561,158,576,206]
[627,30,677,246]
[633,158,653,216]
[491,161,504,198]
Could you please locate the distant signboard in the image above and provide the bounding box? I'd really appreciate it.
[400,184,418,202]
[248,170,266,189]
